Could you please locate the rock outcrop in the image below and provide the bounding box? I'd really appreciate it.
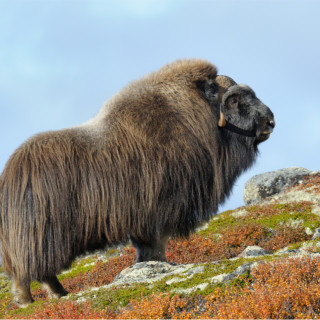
[243,167,314,205]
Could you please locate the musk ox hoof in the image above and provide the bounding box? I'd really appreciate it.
[43,286,69,300]
[12,280,34,308]
[47,291,69,300]
[42,276,69,300]
[13,295,34,308]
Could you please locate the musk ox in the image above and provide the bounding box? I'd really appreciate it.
[0,59,275,306]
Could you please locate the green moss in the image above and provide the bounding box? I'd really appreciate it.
[287,240,320,253]
[287,241,305,251]
[199,203,317,242]
[30,280,41,291]
[1,299,47,318]
[105,248,120,257]
[226,203,319,233]
[58,257,97,282]
[198,210,242,237]
[0,276,11,301]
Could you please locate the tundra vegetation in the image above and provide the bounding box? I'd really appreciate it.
[0,172,319,319]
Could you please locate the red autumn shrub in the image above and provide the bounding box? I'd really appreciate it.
[14,301,114,319]
[167,223,271,264]
[291,174,320,194]
[117,293,195,319]
[263,224,310,252]
[166,235,216,264]
[202,256,320,319]
[216,223,270,258]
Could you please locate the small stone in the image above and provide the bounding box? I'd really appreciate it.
[174,283,208,294]
[312,228,320,240]
[238,246,268,257]
[185,266,204,276]
[234,263,252,275]
[305,227,313,236]
[232,209,248,218]
[210,273,229,284]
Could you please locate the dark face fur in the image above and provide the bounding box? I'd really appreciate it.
[222,84,275,143]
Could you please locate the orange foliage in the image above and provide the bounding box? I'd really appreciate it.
[117,293,195,319]
[263,225,310,252]
[12,301,115,319]
[167,224,270,264]
[203,256,320,319]
[216,223,270,258]
[290,173,320,194]
[166,222,308,264]
[166,235,216,263]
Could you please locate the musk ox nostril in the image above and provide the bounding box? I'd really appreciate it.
[268,120,275,128]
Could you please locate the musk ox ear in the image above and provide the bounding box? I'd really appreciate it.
[196,78,219,103]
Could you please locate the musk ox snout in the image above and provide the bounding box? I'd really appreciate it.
[256,106,275,142]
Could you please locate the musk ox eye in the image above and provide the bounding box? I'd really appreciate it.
[228,96,239,108]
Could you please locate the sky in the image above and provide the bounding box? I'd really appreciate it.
[0,0,319,213]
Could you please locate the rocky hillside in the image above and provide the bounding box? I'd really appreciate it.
[1,167,319,319]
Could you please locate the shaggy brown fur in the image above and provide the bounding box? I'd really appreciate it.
[0,59,274,306]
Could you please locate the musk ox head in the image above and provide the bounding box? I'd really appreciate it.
[218,84,275,143]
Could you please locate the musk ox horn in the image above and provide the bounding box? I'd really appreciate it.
[218,109,227,127]
[215,75,237,100]
[215,75,237,128]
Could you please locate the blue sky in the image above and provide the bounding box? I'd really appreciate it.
[0,0,319,212]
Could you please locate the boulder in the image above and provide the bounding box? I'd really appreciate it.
[243,167,310,205]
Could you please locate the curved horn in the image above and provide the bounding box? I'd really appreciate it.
[218,104,226,127]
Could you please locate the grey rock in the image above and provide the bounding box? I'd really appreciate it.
[312,228,320,240]
[222,263,253,284]
[243,167,310,205]
[112,261,195,286]
[185,266,205,276]
[234,263,252,275]
[238,246,268,257]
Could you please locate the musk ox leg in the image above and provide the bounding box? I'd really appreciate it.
[12,279,34,308]
[42,276,69,300]
[130,235,169,262]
